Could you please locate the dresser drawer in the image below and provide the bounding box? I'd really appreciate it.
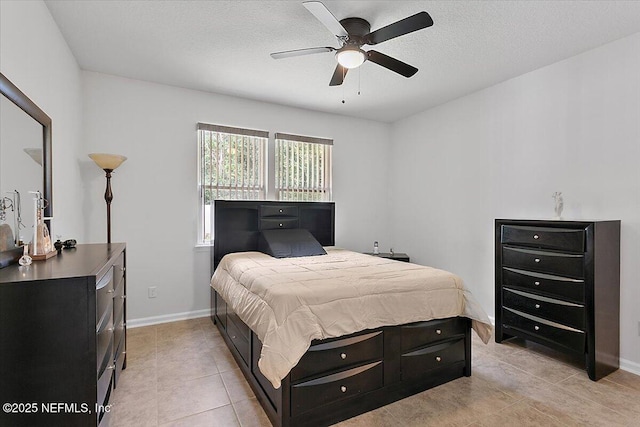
[501,225,585,253]
[503,288,584,331]
[291,331,383,381]
[261,205,298,218]
[502,267,585,303]
[401,339,466,383]
[113,277,125,323]
[96,312,113,372]
[401,317,467,352]
[113,308,126,355]
[259,218,299,230]
[96,269,114,324]
[502,247,584,278]
[112,252,125,293]
[226,316,250,365]
[114,333,126,388]
[503,308,585,353]
[97,332,114,378]
[96,350,113,410]
[291,361,383,417]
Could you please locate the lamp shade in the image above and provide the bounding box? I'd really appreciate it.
[89,153,127,170]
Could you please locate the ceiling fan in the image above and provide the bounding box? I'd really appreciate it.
[270,1,433,86]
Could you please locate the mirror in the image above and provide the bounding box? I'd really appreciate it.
[0,72,52,266]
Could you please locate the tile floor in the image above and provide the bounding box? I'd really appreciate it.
[110,317,640,426]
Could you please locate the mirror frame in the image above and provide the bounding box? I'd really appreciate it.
[0,72,53,227]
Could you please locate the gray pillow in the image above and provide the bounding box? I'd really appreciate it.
[259,229,327,258]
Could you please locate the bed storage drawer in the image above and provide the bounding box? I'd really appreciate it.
[501,225,585,253]
[503,288,584,330]
[291,361,383,417]
[502,267,585,303]
[502,308,585,353]
[260,205,298,218]
[502,247,584,278]
[291,331,383,381]
[227,316,250,364]
[401,317,467,352]
[400,339,465,382]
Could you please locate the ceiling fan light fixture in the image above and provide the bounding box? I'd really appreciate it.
[336,47,366,69]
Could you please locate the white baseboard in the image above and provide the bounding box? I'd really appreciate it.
[619,357,640,376]
[127,308,212,328]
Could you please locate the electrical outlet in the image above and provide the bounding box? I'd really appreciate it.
[148,286,157,298]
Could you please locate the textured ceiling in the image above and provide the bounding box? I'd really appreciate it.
[45,1,640,123]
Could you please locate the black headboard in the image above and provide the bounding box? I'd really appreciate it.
[211,200,335,272]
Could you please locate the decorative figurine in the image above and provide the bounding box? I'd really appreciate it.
[19,244,32,266]
[553,191,564,220]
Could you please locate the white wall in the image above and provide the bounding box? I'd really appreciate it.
[0,1,85,242]
[391,33,640,372]
[81,71,392,323]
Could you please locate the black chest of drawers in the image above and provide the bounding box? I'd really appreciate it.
[495,220,620,381]
[0,243,127,426]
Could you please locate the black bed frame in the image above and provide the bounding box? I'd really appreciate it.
[210,200,472,427]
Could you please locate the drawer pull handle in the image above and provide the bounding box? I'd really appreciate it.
[107,327,114,332]
[534,281,540,286]
[533,234,539,240]
[534,258,541,263]
[279,209,283,213]
[535,304,540,309]
[232,335,237,339]
[121,295,126,300]
[279,223,283,227]
[106,365,115,371]
[107,289,115,294]
[435,356,442,362]
[340,353,347,360]
[534,325,540,331]
[436,329,442,335]
[341,386,347,393]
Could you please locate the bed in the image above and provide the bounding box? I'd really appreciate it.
[209,200,491,427]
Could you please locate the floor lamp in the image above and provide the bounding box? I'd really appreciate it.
[89,153,127,244]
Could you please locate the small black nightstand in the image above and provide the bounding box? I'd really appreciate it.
[364,252,410,262]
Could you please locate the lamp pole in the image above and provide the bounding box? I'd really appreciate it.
[104,169,114,244]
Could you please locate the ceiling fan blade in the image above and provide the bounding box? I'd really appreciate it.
[329,64,348,86]
[303,1,348,37]
[366,50,418,78]
[271,46,335,59]
[365,11,433,45]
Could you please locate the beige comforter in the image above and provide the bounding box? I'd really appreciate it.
[210,248,492,389]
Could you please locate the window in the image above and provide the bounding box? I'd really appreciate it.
[197,123,268,245]
[197,124,333,245]
[275,133,333,202]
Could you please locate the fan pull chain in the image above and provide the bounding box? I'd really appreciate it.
[358,67,361,95]
[341,66,346,104]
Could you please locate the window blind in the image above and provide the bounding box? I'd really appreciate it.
[197,124,268,244]
[274,134,333,201]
